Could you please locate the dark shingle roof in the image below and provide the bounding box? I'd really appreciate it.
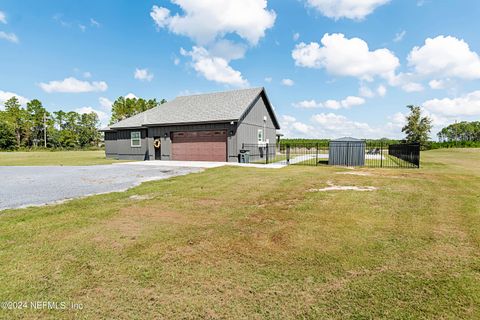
[109,87,276,129]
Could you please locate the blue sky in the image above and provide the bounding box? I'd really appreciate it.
[1,0,480,139]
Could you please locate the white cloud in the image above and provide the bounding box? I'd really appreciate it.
[0,90,29,109]
[0,11,6,24]
[79,24,86,32]
[83,71,92,78]
[359,85,374,98]
[264,77,272,83]
[282,78,294,86]
[423,90,480,116]
[341,96,366,107]
[408,35,480,80]
[0,31,19,43]
[401,82,424,92]
[39,77,108,93]
[281,112,409,139]
[393,30,406,42]
[99,97,113,110]
[293,100,321,109]
[208,39,247,61]
[293,32,300,41]
[75,107,109,126]
[150,6,172,28]
[377,84,387,97]
[134,68,154,82]
[388,112,406,128]
[292,33,399,82]
[279,115,315,137]
[125,93,138,99]
[181,46,248,87]
[294,95,365,109]
[428,79,446,90]
[324,96,365,109]
[90,18,101,27]
[311,112,376,137]
[174,57,180,65]
[150,1,276,45]
[305,0,390,20]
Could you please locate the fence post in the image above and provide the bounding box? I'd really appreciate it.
[316,143,319,166]
[266,144,269,164]
[286,145,290,165]
[380,141,383,168]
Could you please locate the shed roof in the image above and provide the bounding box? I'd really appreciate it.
[331,137,365,142]
[107,87,280,130]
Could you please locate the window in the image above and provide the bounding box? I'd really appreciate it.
[131,131,141,147]
[257,129,264,143]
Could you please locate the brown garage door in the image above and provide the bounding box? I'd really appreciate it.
[171,130,227,162]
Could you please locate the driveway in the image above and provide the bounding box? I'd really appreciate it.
[0,164,203,211]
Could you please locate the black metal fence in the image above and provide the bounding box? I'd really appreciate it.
[240,142,420,168]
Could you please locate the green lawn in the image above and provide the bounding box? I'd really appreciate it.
[0,151,127,166]
[1,149,479,318]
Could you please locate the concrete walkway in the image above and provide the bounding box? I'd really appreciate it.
[118,160,286,169]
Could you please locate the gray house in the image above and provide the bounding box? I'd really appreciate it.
[102,87,280,162]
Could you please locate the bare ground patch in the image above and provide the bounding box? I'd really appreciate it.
[308,181,378,192]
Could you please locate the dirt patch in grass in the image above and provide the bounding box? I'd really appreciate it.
[194,198,223,206]
[129,194,154,201]
[92,206,189,248]
[308,181,378,192]
[336,171,372,176]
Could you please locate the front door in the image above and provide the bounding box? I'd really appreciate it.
[154,138,161,160]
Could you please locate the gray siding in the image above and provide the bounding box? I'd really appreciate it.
[104,132,118,159]
[147,122,238,162]
[236,95,277,152]
[113,129,149,161]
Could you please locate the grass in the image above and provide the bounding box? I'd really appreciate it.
[0,151,128,166]
[1,149,480,318]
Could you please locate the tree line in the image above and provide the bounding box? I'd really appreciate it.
[0,96,165,150]
[437,121,480,142]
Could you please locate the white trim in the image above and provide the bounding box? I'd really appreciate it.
[130,131,141,148]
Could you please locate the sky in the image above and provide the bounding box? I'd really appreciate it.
[1,0,480,139]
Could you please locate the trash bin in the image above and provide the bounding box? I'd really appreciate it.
[238,150,250,163]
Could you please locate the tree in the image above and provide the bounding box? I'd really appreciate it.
[26,99,50,147]
[437,121,480,142]
[0,119,16,150]
[78,112,100,147]
[402,105,433,148]
[4,97,27,148]
[110,96,165,124]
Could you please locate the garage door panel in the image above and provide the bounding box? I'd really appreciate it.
[172,130,227,162]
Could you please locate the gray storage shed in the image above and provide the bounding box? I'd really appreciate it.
[329,137,366,166]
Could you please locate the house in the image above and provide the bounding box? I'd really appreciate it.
[101,87,280,162]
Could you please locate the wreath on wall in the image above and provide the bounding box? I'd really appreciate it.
[154,139,161,149]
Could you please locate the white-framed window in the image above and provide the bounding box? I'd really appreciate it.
[258,129,264,143]
[131,131,141,147]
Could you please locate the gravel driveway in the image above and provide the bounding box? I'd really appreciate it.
[0,164,202,210]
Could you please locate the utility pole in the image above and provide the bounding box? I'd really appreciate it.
[43,112,47,148]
